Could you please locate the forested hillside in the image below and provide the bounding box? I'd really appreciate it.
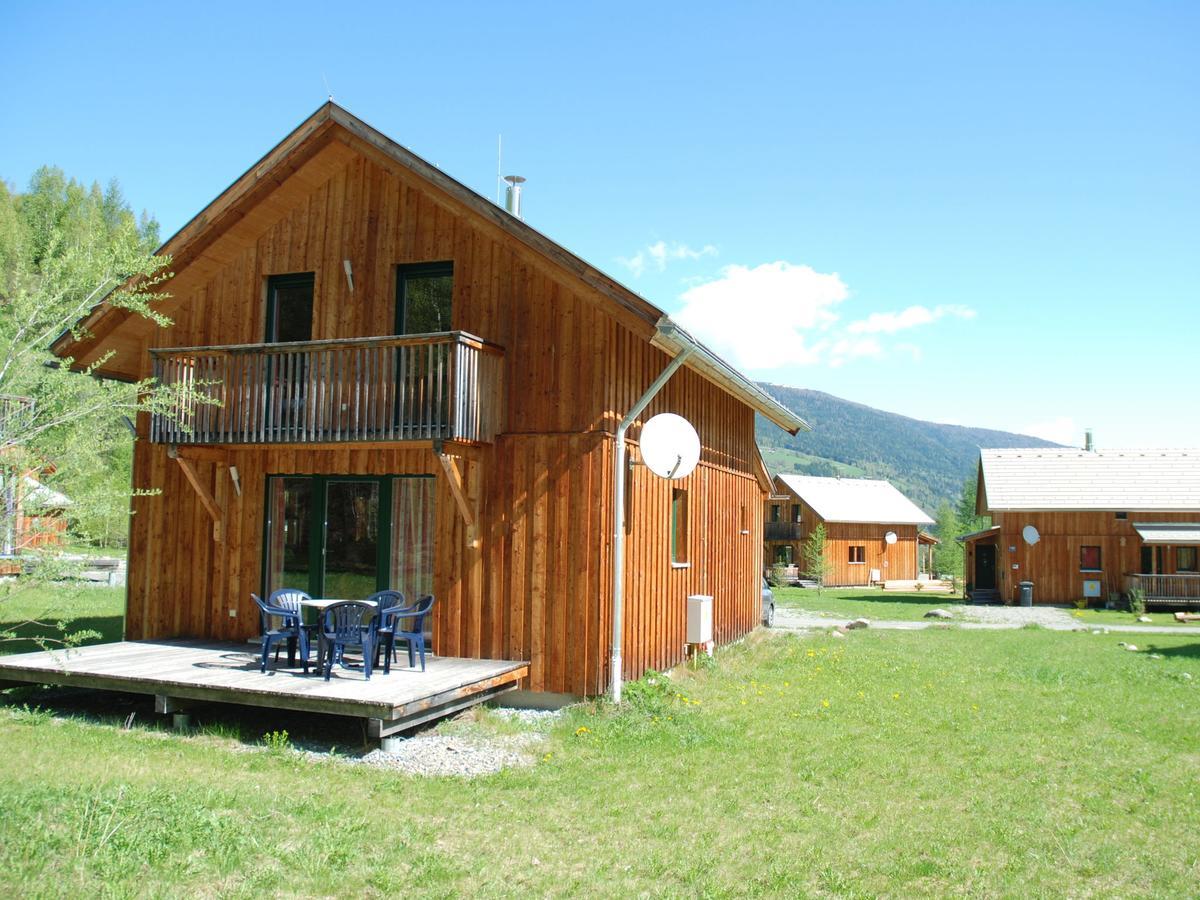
[755,384,1063,513]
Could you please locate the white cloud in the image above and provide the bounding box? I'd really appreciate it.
[619,240,717,277]
[1018,416,1080,446]
[670,260,978,371]
[847,304,976,335]
[674,261,849,368]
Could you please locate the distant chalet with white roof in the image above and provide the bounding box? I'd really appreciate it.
[765,474,936,587]
[966,447,1200,607]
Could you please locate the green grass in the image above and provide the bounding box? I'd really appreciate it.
[1069,607,1196,628]
[759,445,866,478]
[0,583,125,653]
[2,627,1198,896]
[773,585,966,621]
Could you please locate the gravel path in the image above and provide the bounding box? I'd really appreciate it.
[774,607,1200,635]
[288,706,564,777]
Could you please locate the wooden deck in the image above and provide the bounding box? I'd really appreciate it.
[0,640,529,739]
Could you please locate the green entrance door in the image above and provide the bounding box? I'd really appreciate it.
[265,475,435,600]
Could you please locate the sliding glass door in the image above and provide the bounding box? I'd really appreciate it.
[264,475,434,601]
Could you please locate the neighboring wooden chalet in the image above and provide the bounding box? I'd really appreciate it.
[50,103,805,698]
[766,474,934,586]
[966,448,1200,607]
[1,395,69,564]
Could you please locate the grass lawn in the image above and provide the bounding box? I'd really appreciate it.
[2,626,1198,896]
[1073,607,1195,628]
[773,585,966,621]
[0,583,125,653]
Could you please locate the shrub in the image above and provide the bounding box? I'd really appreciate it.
[261,729,291,752]
[1126,588,1146,616]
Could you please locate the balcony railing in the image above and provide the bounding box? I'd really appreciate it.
[0,395,34,441]
[764,521,803,541]
[1125,573,1200,607]
[150,332,504,445]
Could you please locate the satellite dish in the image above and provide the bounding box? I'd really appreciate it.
[1022,525,1040,545]
[639,413,701,480]
[884,531,898,545]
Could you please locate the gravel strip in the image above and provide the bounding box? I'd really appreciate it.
[951,605,1077,628]
[353,731,547,778]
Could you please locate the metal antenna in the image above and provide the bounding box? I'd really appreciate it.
[322,72,334,102]
[496,134,503,205]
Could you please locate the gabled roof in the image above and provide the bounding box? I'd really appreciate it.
[50,102,806,435]
[774,474,934,525]
[979,448,1200,511]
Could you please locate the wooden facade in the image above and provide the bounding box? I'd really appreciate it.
[54,104,796,696]
[965,510,1200,605]
[764,478,927,586]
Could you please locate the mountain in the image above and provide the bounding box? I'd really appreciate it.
[755,384,1064,514]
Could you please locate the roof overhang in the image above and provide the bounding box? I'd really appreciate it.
[651,318,809,436]
[1133,523,1200,545]
[918,531,940,544]
[958,525,1000,543]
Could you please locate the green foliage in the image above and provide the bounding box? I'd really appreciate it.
[0,166,181,643]
[756,385,1060,513]
[802,523,833,593]
[260,730,292,753]
[1126,588,1146,616]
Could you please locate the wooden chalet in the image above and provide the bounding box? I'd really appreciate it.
[44,103,805,706]
[966,447,1200,607]
[765,474,934,586]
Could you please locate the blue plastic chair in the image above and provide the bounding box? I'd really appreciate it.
[367,590,406,667]
[379,594,435,673]
[318,601,377,681]
[251,589,311,673]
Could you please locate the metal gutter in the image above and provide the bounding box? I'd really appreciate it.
[610,346,694,703]
[649,317,810,436]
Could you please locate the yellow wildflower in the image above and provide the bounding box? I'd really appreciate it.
[821,699,830,708]
[575,726,590,736]
[892,692,901,700]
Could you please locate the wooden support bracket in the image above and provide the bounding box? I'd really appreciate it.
[170,451,224,543]
[437,452,475,529]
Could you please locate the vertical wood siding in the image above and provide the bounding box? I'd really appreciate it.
[121,137,769,695]
[969,510,1200,604]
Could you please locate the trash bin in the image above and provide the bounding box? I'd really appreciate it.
[1019,581,1034,607]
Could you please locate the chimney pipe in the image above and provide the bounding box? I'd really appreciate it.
[503,175,526,220]
[1084,429,1094,452]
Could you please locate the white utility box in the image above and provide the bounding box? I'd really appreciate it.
[687,594,713,644]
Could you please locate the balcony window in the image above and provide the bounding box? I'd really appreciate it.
[1178,547,1198,573]
[266,273,314,343]
[397,262,453,334]
[1080,545,1102,572]
[791,504,802,523]
[770,504,780,523]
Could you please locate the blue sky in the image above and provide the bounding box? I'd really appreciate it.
[6,1,1197,446]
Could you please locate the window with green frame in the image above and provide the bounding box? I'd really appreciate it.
[263,474,435,601]
[395,262,453,334]
[671,488,689,564]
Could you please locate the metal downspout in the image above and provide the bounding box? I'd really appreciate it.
[610,346,694,703]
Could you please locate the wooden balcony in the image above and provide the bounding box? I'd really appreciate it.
[150,332,504,446]
[764,521,803,541]
[1124,573,1200,607]
[0,395,34,440]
